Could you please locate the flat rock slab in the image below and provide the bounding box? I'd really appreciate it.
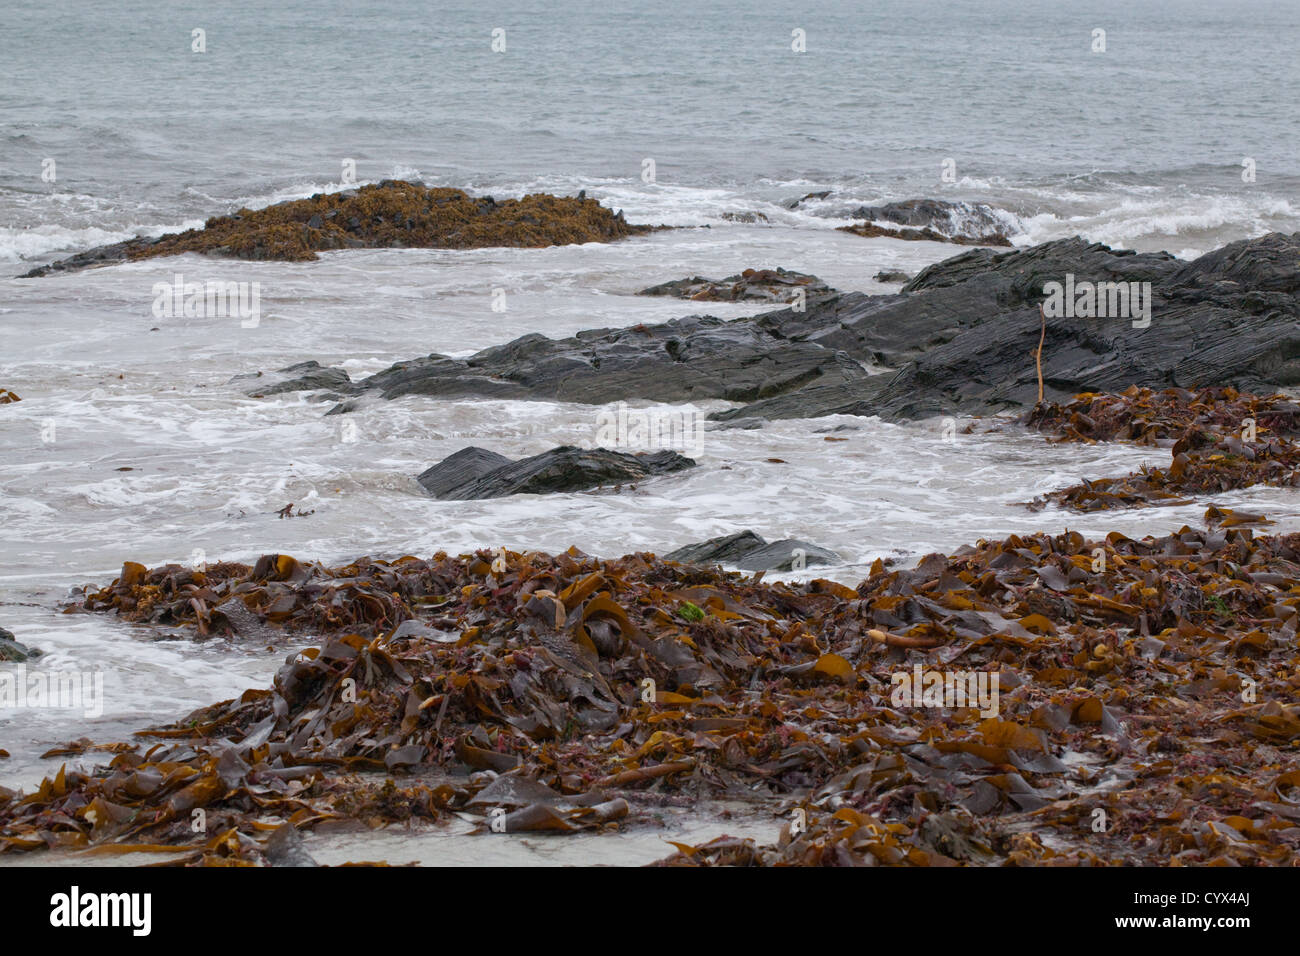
[665,530,842,571]
[418,445,696,500]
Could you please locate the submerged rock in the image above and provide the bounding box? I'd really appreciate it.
[847,198,1016,243]
[0,626,42,662]
[638,267,834,303]
[783,190,832,209]
[20,181,652,276]
[839,221,1011,247]
[873,269,912,283]
[824,198,1018,245]
[234,361,354,396]
[417,445,696,500]
[665,530,842,571]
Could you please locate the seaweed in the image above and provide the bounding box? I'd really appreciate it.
[4,521,1298,865]
[114,181,652,264]
[1024,386,1300,511]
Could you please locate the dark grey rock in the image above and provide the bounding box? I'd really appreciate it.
[735,539,843,572]
[664,531,769,565]
[0,626,42,662]
[332,313,869,412]
[874,270,913,283]
[665,531,842,571]
[417,446,511,497]
[847,198,1015,241]
[259,361,353,395]
[329,231,1300,425]
[419,445,696,500]
[783,190,832,209]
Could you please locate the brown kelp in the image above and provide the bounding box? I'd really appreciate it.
[4,522,1299,865]
[0,389,19,404]
[27,182,651,274]
[1024,386,1300,511]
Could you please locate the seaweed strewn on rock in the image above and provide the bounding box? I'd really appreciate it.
[5,522,1299,865]
[1022,387,1300,511]
[20,181,652,276]
[638,268,835,303]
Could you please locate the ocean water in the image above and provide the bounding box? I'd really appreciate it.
[1,0,1299,864]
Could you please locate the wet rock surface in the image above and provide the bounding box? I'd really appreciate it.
[417,445,697,500]
[333,233,1300,424]
[233,361,355,397]
[665,530,843,571]
[0,626,41,662]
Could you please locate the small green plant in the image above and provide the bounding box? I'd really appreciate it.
[1206,594,1232,619]
[678,601,705,622]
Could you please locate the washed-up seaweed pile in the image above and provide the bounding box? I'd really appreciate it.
[1023,387,1300,511]
[5,522,1300,865]
[115,181,650,263]
[68,553,465,641]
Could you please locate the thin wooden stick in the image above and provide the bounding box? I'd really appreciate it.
[868,628,943,649]
[1035,304,1046,405]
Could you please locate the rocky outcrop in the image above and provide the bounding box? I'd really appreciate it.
[664,531,842,571]
[329,232,1300,424]
[21,181,651,276]
[638,268,835,303]
[417,446,696,500]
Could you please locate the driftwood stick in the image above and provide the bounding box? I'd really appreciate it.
[1035,304,1046,404]
[868,628,943,649]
